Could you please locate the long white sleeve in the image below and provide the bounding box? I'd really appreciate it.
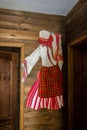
[21,46,40,82]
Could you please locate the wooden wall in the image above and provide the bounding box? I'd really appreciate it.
[65,0,87,130]
[0,8,67,130]
[65,0,87,43]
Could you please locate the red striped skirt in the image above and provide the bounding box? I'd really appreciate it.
[26,70,64,110]
[38,65,63,98]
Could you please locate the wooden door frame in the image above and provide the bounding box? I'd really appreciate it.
[68,34,87,130]
[0,42,24,130]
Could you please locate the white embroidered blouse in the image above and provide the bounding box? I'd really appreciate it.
[22,30,63,82]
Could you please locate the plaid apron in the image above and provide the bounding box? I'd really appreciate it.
[38,65,63,98]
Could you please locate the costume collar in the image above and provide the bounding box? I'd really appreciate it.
[38,34,53,48]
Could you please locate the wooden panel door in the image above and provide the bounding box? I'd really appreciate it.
[0,51,18,130]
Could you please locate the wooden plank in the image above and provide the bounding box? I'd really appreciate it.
[0,13,64,26]
[0,8,65,21]
[66,0,86,21]
[0,27,64,42]
[66,23,87,42]
[24,109,63,118]
[0,38,24,43]
[0,29,38,40]
[0,42,24,47]
[0,38,38,44]
[20,43,25,130]
[65,9,87,32]
[65,0,87,44]
[65,2,87,32]
[24,43,38,56]
[0,8,27,16]
[24,125,63,130]
[0,21,20,30]
[69,34,87,46]
[0,20,64,32]
[0,14,24,23]
[24,114,63,125]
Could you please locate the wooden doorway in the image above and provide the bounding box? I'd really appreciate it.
[68,35,87,130]
[0,42,24,130]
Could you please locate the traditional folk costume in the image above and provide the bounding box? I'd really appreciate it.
[22,30,64,110]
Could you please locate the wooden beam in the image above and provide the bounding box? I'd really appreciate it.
[0,13,63,25]
[66,0,86,21]
[68,45,74,130]
[0,8,65,20]
[69,34,87,46]
[66,23,87,43]
[0,21,63,32]
[0,29,38,41]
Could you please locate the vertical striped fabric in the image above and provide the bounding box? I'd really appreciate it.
[26,70,64,110]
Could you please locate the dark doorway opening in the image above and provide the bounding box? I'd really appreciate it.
[73,42,87,130]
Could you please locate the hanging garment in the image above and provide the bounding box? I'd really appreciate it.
[22,30,64,110]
